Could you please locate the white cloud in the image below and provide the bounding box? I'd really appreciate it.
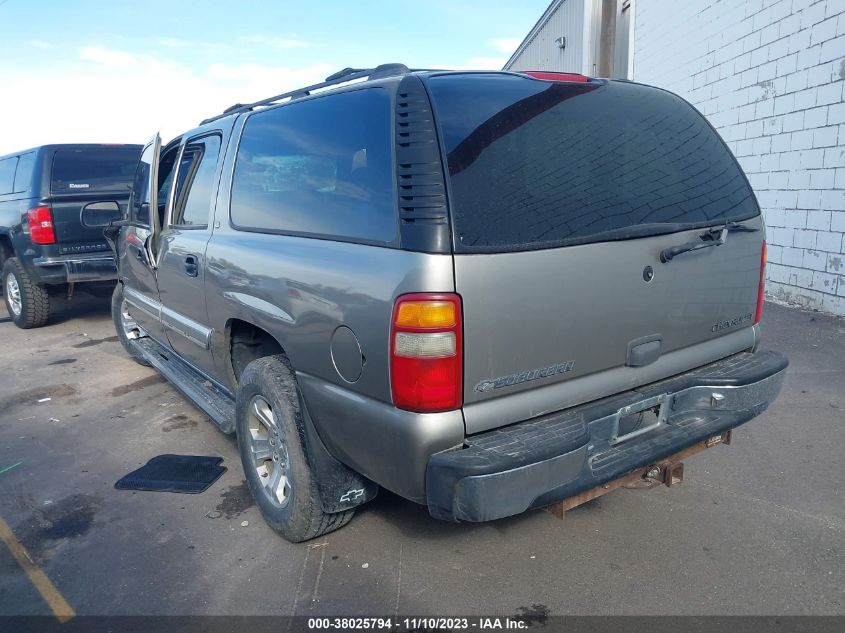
[439,56,510,71]
[205,61,336,103]
[239,34,312,49]
[0,46,333,154]
[468,56,510,69]
[79,46,143,70]
[489,37,522,54]
[157,37,193,48]
[29,39,52,49]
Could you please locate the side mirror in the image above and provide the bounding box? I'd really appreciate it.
[103,217,131,255]
[81,201,122,228]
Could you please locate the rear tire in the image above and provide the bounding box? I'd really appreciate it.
[235,355,354,542]
[2,257,50,329]
[111,283,151,366]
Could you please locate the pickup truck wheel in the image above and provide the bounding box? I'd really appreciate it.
[2,258,50,329]
[236,355,353,542]
[111,283,151,367]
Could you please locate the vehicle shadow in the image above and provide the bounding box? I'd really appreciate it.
[46,289,113,326]
[354,485,553,540]
[0,287,113,328]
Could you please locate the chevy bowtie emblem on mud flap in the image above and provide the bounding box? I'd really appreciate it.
[340,489,365,503]
[475,361,575,393]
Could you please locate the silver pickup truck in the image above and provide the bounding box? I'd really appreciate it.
[107,65,787,541]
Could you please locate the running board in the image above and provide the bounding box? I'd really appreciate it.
[132,337,236,433]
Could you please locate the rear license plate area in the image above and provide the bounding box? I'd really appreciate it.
[617,407,660,437]
[610,394,670,445]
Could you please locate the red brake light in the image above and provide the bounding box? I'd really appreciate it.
[27,206,56,245]
[754,241,767,324]
[521,71,589,82]
[390,293,463,413]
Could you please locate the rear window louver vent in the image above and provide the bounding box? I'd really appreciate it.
[395,75,451,253]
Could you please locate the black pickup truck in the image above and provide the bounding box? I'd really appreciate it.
[0,144,141,327]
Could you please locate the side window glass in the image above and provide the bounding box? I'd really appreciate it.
[170,135,221,228]
[13,153,36,193]
[230,89,395,242]
[129,150,152,225]
[172,152,196,210]
[157,149,178,202]
[155,146,180,228]
[0,157,17,194]
[129,142,179,226]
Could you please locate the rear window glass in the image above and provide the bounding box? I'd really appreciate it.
[51,147,141,193]
[230,88,396,243]
[428,74,759,252]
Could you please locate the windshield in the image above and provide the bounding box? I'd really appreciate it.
[51,146,141,194]
[427,74,760,252]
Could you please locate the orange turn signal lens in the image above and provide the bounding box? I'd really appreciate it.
[394,301,456,328]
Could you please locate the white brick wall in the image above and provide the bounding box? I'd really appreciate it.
[633,0,845,315]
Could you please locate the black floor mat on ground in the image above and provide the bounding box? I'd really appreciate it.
[115,454,226,493]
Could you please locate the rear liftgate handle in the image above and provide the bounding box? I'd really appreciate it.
[660,227,728,263]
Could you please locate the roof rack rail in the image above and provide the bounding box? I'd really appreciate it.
[200,63,412,125]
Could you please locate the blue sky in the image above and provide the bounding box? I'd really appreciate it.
[0,0,547,153]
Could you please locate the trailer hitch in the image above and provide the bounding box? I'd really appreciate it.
[544,430,732,518]
[637,460,685,488]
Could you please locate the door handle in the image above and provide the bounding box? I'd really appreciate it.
[134,245,149,266]
[184,254,199,277]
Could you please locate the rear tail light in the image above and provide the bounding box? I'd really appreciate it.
[521,71,589,82]
[754,240,767,324]
[27,206,56,245]
[390,293,462,413]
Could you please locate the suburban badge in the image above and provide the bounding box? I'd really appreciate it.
[475,361,575,393]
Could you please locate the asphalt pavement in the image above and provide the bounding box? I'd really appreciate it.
[0,294,842,617]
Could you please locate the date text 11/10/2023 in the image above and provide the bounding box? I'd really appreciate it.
[307,617,530,630]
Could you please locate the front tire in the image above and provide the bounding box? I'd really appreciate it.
[2,257,50,329]
[111,283,151,366]
[236,355,353,542]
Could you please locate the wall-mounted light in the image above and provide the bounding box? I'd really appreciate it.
[555,36,566,49]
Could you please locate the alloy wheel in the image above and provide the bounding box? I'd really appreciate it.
[246,394,291,507]
[5,274,22,317]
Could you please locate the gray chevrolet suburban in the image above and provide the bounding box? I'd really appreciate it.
[109,65,788,542]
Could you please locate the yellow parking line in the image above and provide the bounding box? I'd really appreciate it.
[0,515,75,622]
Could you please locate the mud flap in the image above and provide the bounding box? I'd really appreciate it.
[300,402,378,513]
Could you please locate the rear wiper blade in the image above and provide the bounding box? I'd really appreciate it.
[660,227,728,263]
[549,219,758,250]
[724,220,759,232]
[574,223,691,243]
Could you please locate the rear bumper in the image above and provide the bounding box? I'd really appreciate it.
[426,350,788,522]
[32,253,117,283]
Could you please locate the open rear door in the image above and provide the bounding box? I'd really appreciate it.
[117,133,168,343]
